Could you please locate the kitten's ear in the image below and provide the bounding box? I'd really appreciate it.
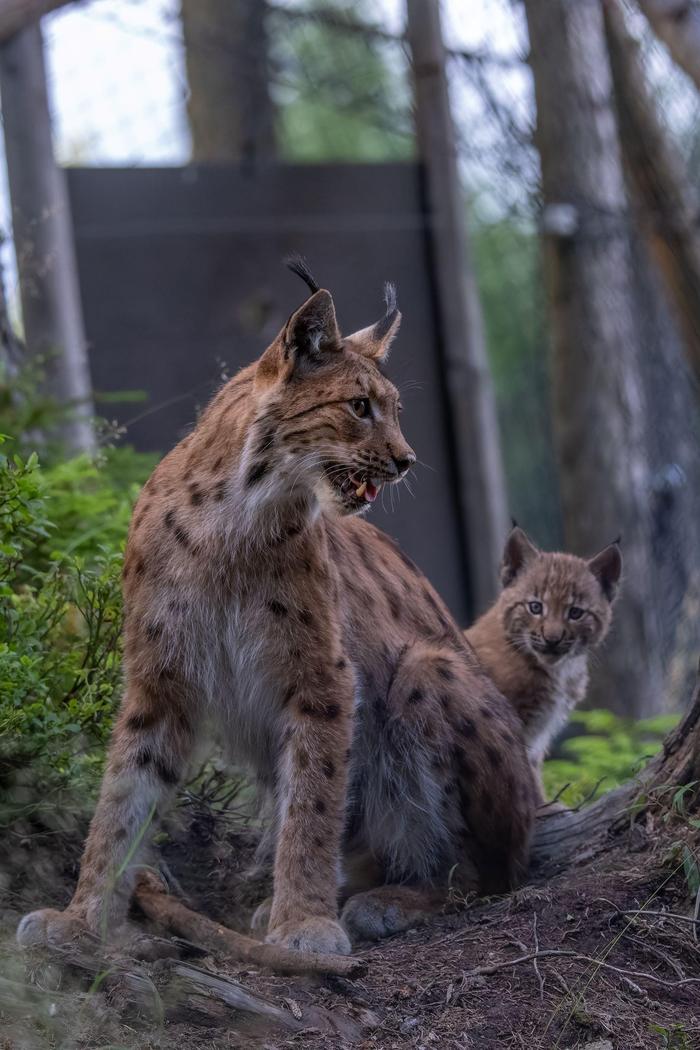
[344,283,401,364]
[588,541,622,603]
[501,526,539,588]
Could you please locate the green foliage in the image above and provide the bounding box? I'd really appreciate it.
[649,1024,693,1050]
[543,708,680,808]
[0,438,151,819]
[271,0,412,162]
[38,447,156,563]
[0,358,69,460]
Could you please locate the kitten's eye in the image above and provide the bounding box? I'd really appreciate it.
[350,397,371,419]
[568,606,584,621]
[528,600,543,615]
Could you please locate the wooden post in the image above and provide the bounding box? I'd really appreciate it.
[0,20,95,453]
[405,0,508,616]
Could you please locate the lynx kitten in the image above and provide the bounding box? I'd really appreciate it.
[466,526,622,803]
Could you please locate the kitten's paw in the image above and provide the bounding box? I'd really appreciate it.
[250,896,273,934]
[341,888,433,942]
[17,908,96,951]
[266,916,351,956]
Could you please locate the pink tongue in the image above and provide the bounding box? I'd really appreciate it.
[365,481,379,502]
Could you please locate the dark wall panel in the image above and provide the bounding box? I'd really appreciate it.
[68,164,471,621]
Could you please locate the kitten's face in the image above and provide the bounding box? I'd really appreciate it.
[499,528,621,667]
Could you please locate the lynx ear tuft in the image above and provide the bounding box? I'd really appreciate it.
[500,525,539,588]
[344,283,401,364]
[285,254,320,296]
[588,541,622,603]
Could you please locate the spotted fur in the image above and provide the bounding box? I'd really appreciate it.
[18,282,536,955]
[466,526,622,803]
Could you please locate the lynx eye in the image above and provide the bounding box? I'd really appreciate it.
[568,606,584,621]
[528,600,543,615]
[350,397,371,419]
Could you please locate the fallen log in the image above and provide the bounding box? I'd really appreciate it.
[164,962,361,1039]
[531,668,700,877]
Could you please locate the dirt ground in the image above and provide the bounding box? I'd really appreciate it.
[1,796,699,1050]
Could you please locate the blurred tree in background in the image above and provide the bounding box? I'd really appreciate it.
[271,0,413,163]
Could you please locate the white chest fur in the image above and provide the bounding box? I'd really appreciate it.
[526,654,588,766]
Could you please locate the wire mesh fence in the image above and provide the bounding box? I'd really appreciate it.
[0,0,698,694]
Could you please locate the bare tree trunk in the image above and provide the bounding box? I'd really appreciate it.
[605,0,700,389]
[0,21,95,454]
[634,0,700,93]
[405,0,509,616]
[605,0,700,707]
[522,0,664,717]
[181,0,275,163]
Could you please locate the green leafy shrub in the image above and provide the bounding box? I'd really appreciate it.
[0,438,152,821]
[543,708,680,808]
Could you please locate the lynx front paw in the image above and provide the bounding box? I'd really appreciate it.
[17,908,96,950]
[266,916,352,956]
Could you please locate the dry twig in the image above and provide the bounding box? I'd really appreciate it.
[463,947,700,989]
[532,913,545,1001]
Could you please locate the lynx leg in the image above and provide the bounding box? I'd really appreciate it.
[265,660,355,955]
[17,685,194,949]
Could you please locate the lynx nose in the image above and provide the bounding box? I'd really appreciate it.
[543,630,564,648]
[391,450,416,477]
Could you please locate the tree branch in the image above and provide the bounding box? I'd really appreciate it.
[134,875,367,979]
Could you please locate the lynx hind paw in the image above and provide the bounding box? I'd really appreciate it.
[341,888,433,942]
[17,908,95,951]
[266,916,352,956]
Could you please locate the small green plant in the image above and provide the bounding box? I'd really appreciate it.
[649,1022,692,1050]
[0,437,151,821]
[543,708,680,808]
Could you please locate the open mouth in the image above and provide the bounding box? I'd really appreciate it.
[327,466,384,505]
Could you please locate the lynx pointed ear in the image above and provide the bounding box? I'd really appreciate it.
[257,289,341,383]
[344,283,401,363]
[284,289,341,363]
[501,526,539,588]
[588,541,622,603]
